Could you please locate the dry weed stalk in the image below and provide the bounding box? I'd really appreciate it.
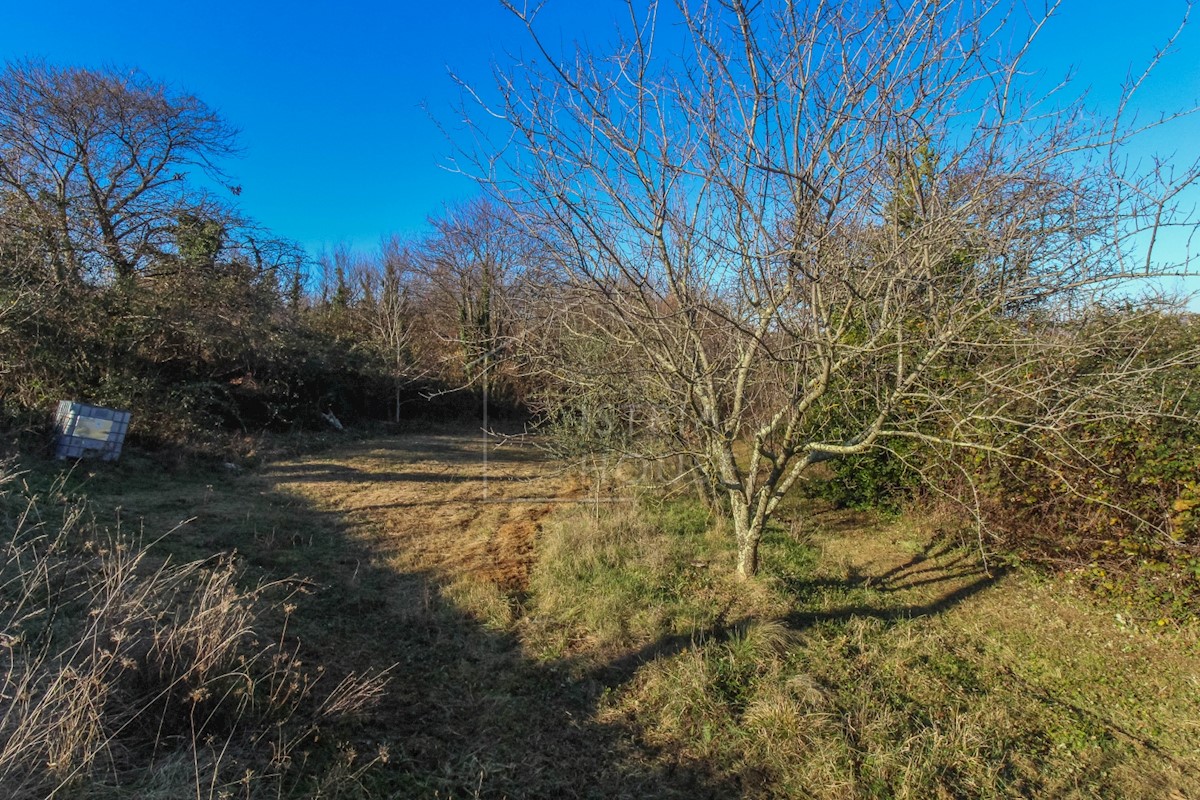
[0,461,389,799]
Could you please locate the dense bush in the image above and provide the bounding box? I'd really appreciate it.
[981,413,1199,617]
[813,311,1200,618]
[808,442,924,513]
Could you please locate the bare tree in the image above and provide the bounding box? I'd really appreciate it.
[0,60,237,285]
[318,244,359,314]
[371,236,425,421]
[459,0,1200,576]
[416,198,529,396]
[0,194,48,376]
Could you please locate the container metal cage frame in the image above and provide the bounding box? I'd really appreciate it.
[54,401,132,461]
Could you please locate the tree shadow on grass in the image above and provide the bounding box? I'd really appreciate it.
[260,463,531,486]
[589,538,1003,691]
[780,571,1000,629]
[130,465,737,799]
[771,531,1004,618]
[269,510,1003,798]
[87,447,1008,799]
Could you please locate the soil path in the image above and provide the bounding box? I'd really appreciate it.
[260,432,576,592]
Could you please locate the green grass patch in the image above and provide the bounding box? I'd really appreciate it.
[524,497,732,658]
[557,498,1200,798]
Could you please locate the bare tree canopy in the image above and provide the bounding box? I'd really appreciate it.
[416,198,531,392]
[0,60,237,285]
[458,0,1200,576]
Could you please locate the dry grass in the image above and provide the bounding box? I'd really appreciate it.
[24,431,1200,798]
[0,460,388,799]
[524,499,735,657]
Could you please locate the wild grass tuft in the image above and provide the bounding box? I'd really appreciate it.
[0,459,388,799]
[524,497,736,657]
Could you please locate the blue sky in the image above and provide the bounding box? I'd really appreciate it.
[2,0,1198,289]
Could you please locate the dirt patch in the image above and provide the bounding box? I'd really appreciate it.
[485,505,554,591]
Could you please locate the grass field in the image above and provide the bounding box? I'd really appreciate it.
[8,429,1200,798]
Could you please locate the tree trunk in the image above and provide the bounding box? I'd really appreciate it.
[731,499,763,578]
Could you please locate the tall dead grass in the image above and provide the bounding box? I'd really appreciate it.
[0,460,388,799]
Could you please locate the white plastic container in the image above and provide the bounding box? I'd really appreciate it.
[54,401,132,461]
